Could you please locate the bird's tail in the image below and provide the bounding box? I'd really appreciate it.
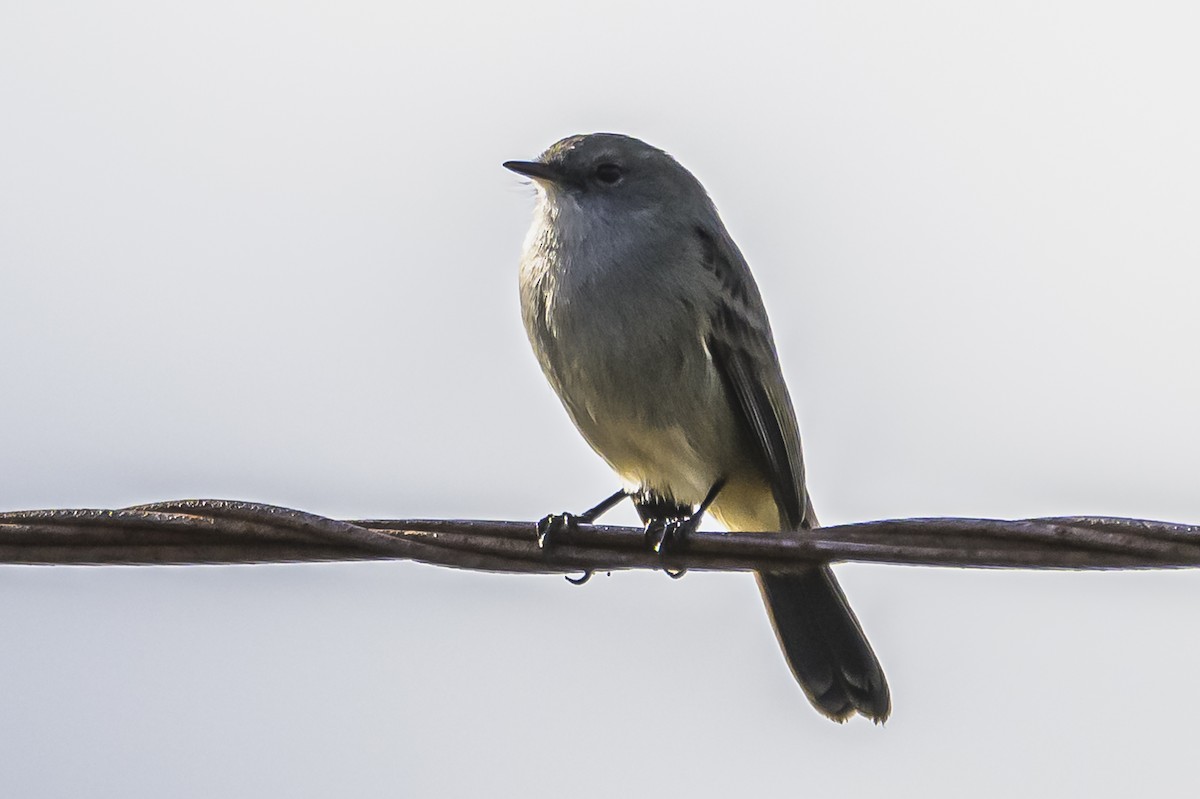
[758,566,891,723]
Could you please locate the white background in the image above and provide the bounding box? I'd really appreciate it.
[2,2,1199,795]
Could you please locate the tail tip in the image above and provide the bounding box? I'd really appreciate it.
[814,691,891,725]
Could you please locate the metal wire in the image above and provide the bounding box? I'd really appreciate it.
[1,499,1198,574]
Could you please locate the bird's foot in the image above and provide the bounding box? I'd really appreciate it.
[537,512,601,585]
[644,516,697,579]
[644,515,698,552]
[536,512,582,548]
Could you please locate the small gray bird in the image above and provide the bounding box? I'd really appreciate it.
[505,133,889,723]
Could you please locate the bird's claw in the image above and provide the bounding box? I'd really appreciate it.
[643,519,666,552]
[565,570,594,585]
[539,513,599,584]
[644,517,696,578]
[645,517,696,552]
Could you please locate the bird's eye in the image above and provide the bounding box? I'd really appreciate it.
[594,163,623,185]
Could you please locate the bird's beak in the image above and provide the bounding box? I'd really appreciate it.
[503,160,565,184]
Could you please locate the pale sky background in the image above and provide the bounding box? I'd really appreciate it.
[2,2,1199,796]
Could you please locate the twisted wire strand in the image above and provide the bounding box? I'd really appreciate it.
[1,499,1198,573]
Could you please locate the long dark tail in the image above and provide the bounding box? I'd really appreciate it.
[758,567,890,723]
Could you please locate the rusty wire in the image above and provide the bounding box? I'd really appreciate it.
[1,499,1199,574]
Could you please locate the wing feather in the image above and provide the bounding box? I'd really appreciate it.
[698,226,810,531]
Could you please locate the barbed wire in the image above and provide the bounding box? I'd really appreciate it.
[1,499,1198,575]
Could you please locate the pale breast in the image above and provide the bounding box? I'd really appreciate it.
[518,195,748,505]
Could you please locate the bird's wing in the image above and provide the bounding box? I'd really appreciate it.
[698,226,810,531]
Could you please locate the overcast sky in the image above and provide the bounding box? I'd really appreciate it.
[2,1,1199,796]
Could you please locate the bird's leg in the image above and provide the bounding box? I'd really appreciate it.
[578,488,632,523]
[670,478,725,541]
[536,488,630,548]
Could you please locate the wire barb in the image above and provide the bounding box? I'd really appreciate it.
[1,499,1199,573]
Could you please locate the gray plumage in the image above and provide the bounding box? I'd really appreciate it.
[506,133,889,723]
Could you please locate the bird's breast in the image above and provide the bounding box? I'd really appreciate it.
[521,241,740,504]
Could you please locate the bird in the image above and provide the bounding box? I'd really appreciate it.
[504,133,889,723]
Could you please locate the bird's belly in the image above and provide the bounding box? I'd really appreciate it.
[553,345,739,506]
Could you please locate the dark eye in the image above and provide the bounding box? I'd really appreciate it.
[594,163,623,184]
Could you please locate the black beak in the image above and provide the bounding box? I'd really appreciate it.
[503,160,565,184]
